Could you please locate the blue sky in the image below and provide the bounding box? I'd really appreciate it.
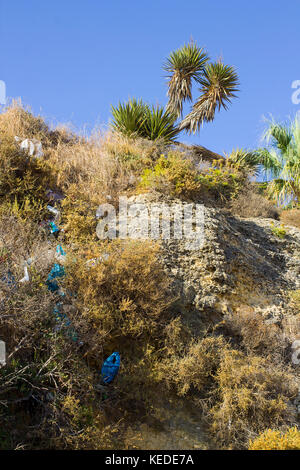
[1,0,299,155]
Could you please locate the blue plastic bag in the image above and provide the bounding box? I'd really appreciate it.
[46,263,65,292]
[101,352,120,384]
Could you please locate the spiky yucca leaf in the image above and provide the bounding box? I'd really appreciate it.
[111,98,179,143]
[179,62,239,133]
[111,98,147,137]
[143,105,179,142]
[164,42,209,118]
[226,148,261,176]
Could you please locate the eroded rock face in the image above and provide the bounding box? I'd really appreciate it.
[123,193,300,330]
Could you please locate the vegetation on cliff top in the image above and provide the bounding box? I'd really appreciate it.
[0,101,299,450]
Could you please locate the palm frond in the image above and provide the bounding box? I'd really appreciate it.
[255,148,283,178]
[179,62,239,133]
[267,178,294,205]
[256,116,300,204]
[164,41,209,118]
[263,120,292,152]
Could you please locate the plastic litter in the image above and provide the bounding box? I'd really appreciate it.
[47,205,60,219]
[49,221,60,236]
[0,340,6,367]
[55,245,66,264]
[46,263,65,292]
[86,253,109,268]
[0,271,17,289]
[25,258,34,266]
[19,265,29,283]
[46,189,65,202]
[52,302,78,342]
[15,136,44,158]
[86,258,98,268]
[101,352,120,384]
[53,302,71,326]
[41,201,79,343]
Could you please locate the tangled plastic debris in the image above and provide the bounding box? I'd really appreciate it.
[86,253,110,268]
[52,302,78,342]
[101,352,120,384]
[46,263,65,292]
[49,221,60,236]
[55,245,66,264]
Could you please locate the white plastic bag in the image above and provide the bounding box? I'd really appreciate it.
[19,265,29,283]
[0,340,6,367]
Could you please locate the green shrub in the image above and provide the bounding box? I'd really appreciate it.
[140,153,243,202]
[249,427,300,450]
[271,222,286,239]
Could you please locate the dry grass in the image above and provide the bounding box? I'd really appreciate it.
[230,185,279,219]
[65,239,174,361]
[223,307,288,361]
[280,208,300,229]
[50,132,137,201]
[209,349,297,449]
[156,336,227,397]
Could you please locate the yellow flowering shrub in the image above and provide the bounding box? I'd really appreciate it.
[249,427,300,450]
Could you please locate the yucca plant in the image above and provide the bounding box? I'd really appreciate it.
[164,42,209,118]
[111,99,179,143]
[179,62,239,133]
[142,105,179,142]
[111,98,147,138]
[111,41,239,143]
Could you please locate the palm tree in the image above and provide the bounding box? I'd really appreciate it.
[229,117,300,205]
[164,42,239,133]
